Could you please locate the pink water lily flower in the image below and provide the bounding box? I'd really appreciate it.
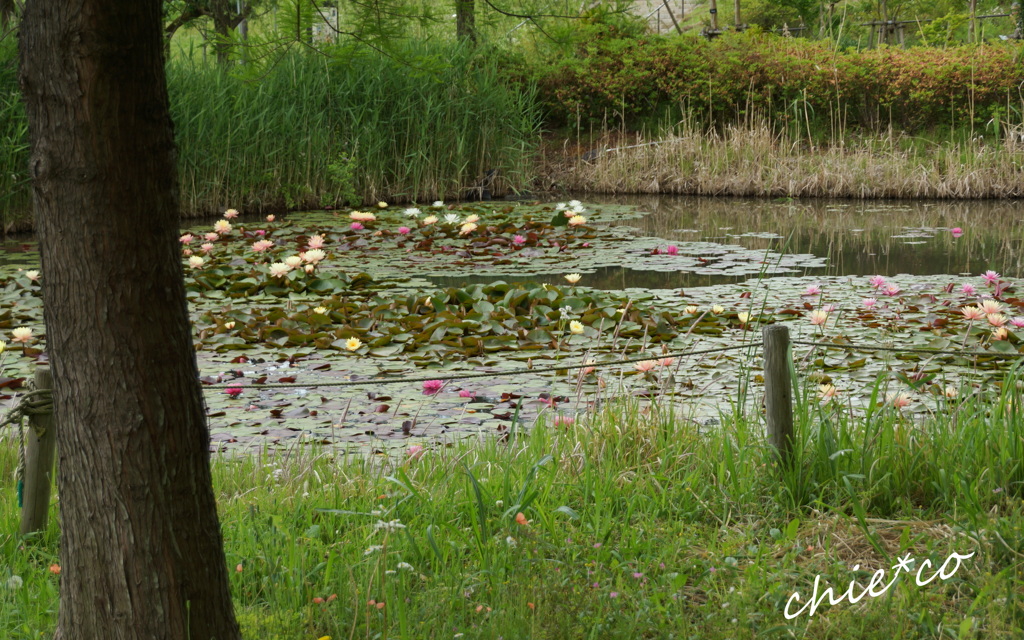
[422,380,443,395]
[883,283,901,296]
[350,222,364,231]
[512,235,526,245]
[458,389,475,398]
[407,445,425,460]
[982,270,1001,285]
[961,306,985,321]
[862,298,877,308]
[961,283,976,296]
[398,226,411,235]
[225,386,243,399]
[1010,317,1024,328]
[869,275,886,289]
[665,245,679,255]
[889,393,912,409]
[802,284,822,296]
[951,227,963,238]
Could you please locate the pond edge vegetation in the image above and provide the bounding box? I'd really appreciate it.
[2,34,1024,231]
[4,370,1024,637]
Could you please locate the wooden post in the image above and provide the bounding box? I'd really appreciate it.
[709,0,718,30]
[762,326,793,465]
[662,0,683,34]
[734,0,741,29]
[20,368,56,536]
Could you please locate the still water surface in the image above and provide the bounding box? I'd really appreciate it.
[430,196,1024,289]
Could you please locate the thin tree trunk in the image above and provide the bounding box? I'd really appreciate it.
[18,1,241,639]
[456,0,476,44]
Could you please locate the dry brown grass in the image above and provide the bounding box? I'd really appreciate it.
[543,122,1024,199]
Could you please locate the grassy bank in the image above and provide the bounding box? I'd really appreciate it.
[544,120,1024,199]
[0,42,540,230]
[3,375,1023,638]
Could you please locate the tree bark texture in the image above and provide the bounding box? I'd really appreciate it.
[19,2,241,639]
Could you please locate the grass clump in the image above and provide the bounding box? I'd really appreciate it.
[3,368,1024,638]
[547,118,1024,198]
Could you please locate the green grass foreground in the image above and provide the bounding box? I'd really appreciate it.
[2,382,1024,639]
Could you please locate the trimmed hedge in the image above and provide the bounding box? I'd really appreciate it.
[527,30,1024,132]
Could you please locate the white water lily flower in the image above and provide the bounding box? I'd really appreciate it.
[444,213,461,225]
[568,199,582,208]
[268,262,291,278]
[432,200,444,207]
[404,207,421,217]
[303,248,326,264]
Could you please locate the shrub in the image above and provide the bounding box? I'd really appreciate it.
[524,30,1024,133]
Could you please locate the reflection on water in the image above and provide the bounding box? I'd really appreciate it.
[430,196,1024,290]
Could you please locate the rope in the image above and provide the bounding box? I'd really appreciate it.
[792,340,1024,359]
[203,341,765,389]
[0,385,53,509]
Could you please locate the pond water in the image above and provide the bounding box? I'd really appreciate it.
[1,196,1022,454]
[431,196,1024,290]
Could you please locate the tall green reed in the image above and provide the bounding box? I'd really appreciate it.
[168,43,539,217]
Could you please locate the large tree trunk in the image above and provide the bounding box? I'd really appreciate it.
[18,2,241,639]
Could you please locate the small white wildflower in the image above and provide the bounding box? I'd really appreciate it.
[396,562,414,571]
[385,570,397,575]
[6,575,22,590]
[375,519,406,532]
[506,536,516,547]
[363,545,384,556]
[559,305,573,320]
[371,509,383,516]
[495,500,504,508]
